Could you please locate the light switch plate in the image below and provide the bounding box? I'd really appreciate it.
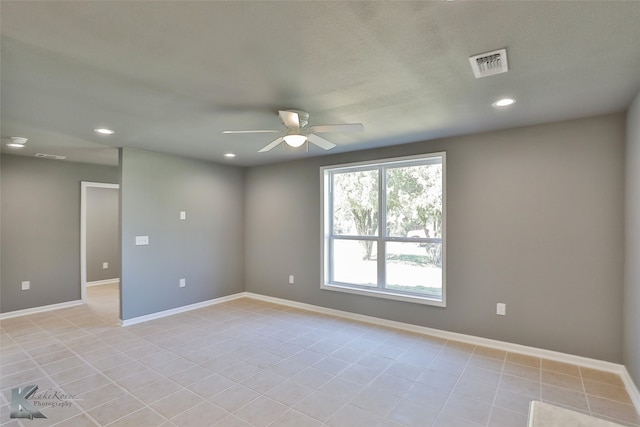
[180,211,187,220]
[21,281,30,291]
[135,236,149,245]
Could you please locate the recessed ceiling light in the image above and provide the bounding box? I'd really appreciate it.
[492,98,516,108]
[224,153,236,158]
[94,128,115,135]
[35,153,66,160]
[6,136,28,148]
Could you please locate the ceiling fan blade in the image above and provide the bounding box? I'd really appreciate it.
[222,130,281,134]
[279,110,300,128]
[258,137,284,152]
[307,134,336,150]
[308,123,364,133]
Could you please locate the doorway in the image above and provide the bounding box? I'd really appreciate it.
[81,182,120,322]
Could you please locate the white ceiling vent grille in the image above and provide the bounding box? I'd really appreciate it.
[35,153,67,160]
[469,48,508,78]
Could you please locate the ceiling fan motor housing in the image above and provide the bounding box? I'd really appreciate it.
[289,110,309,128]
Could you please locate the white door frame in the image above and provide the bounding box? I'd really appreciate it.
[81,181,120,302]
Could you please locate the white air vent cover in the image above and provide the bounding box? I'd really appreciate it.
[35,153,67,160]
[469,48,508,78]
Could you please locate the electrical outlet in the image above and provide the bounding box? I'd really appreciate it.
[496,303,506,316]
[179,278,186,288]
[289,275,294,284]
[21,281,30,291]
[102,262,109,269]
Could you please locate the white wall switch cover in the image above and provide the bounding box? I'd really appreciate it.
[289,275,294,284]
[21,281,30,291]
[497,303,506,316]
[103,262,109,269]
[135,236,149,245]
[179,278,186,288]
[180,211,187,220]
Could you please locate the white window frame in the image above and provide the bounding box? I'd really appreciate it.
[321,152,446,307]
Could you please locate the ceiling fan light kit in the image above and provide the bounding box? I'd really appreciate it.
[283,134,307,148]
[223,109,363,153]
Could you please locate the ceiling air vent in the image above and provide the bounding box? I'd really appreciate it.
[35,153,67,160]
[469,48,508,78]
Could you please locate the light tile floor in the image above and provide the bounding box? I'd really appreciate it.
[1,284,638,427]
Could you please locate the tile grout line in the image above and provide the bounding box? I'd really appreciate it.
[4,291,638,426]
[11,306,171,427]
[486,349,508,426]
[47,326,160,427]
[426,339,475,426]
[79,299,215,426]
[4,315,99,426]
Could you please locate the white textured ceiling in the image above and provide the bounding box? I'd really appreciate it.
[1,1,639,167]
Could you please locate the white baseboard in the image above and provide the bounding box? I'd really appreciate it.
[621,366,640,413]
[87,278,120,287]
[244,292,640,414]
[243,292,619,371]
[0,300,83,320]
[119,292,245,327]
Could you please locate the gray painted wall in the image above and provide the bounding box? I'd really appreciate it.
[0,111,631,370]
[119,148,244,320]
[624,92,640,384]
[245,113,625,363]
[86,186,120,282]
[1,154,119,313]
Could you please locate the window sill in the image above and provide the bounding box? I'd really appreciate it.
[321,283,446,307]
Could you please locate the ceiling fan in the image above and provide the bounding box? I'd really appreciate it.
[222,110,364,152]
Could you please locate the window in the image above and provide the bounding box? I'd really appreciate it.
[321,153,446,306]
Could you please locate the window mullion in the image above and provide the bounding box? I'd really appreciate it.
[377,166,386,290]
[328,172,335,284]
